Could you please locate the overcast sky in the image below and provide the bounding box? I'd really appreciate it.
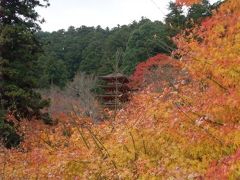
[37,0,219,32]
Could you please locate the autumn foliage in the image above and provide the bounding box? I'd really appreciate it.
[174,0,240,125]
[1,0,240,179]
[129,54,181,89]
[176,0,202,6]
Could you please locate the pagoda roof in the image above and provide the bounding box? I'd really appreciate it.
[99,73,129,82]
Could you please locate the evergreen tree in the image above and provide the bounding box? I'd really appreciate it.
[165,0,223,35]
[123,19,173,74]
[186,0,212,27]
[38,54,69,88]
[0,0,51,147]
[165,2,187,36]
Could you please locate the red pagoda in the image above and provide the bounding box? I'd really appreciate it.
[98,73,130,109]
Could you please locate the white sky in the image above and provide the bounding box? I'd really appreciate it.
[37,0,219,32]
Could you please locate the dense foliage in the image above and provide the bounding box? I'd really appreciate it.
[165,0,222,37]
[173,0,240,125]
[1,0,239,179]
[36,0,221,89]
[36,18,174,88]
[0,0,51,147]
[129,53,181,89]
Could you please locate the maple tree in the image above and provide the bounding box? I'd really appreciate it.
[129,54,181,89]
[172,0,240,177]
[176,0,202,6]
[174,0,240,125]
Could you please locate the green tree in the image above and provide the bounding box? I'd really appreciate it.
[123,19,173,74]
[165,1,222,35]
[165,2,187,36]
[0,0,50,147]
[187,0,212,26]
[37,18,175,77]
[38,54,69,88]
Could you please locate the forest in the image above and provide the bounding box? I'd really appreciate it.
[0,0,240,179]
